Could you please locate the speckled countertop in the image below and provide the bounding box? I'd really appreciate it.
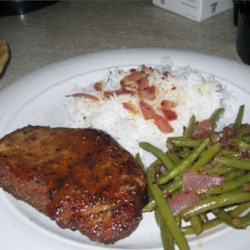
[0,1,241,91]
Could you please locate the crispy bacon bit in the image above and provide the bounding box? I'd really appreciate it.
[138,85,156,100]
[137,77,149,88]
[67,93,99,101]
[104,88,134,97]
[122,102,138,115]
[192,119,213,139]
[161,109,177,120]
[94,82,102,91]
[139,101,156,120]
[154,114,174,133]
[168,191,201,215]
[160,100,176,109]
[120,71,148,87]
[183,172,224,194]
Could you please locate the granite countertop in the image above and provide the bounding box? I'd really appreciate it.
[0,1,240,91]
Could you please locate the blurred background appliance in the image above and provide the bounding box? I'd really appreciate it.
[0,1,58,16]
[234,0,250,65]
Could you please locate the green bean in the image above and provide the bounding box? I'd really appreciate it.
[220,149,243,159]
[157,138,210,185]
[181,218,222,235]
[209,173,250,195]
[214,156,250,170]
[142,199,156,212]
[135,153,146,176]
[165,179,183,195]
[154,207,161,227]
[166,151,182,166]
[228,138,250,151]
[168,138,201,148]
[190,215,203,235]
[225,170,237,181]
[209,108,225,129]
[190,144,221,172]
[233,212,250,228]
[233,105,245,136]
[158,211,175,250]
[139,142,175,170]
[143,178,183,212]
[202,167,233,175]
[147,166,190,250]
[231,202,250,217]
[180,192,250,221]
[212,209,240,229]
[184,115,196,138]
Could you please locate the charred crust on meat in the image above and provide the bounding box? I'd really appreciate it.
[0,126,147,244]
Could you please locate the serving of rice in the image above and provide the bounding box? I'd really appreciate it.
[66,59,235,165]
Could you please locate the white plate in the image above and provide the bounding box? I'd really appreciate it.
[0,48,250,250]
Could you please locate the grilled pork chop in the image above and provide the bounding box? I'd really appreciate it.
[0,126,146,244]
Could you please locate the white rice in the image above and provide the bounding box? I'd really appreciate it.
[66,59,236,166]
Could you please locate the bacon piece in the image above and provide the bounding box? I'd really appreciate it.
[160,100,176,109]
[136,78,156,100]
[94,82,102,91]
[122,102,138,115]
[103,88,134,97]
[139,101,156,120]
[183,172,224,194]
[168,191,201,216]
[161,109,177,120]
[120,71,148,87]
[154,114,174,133]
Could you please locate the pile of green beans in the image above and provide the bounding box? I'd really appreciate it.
[138,105,250,250]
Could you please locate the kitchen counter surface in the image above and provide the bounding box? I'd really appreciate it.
[0,1,242,91]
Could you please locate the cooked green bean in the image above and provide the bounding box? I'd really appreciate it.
[139,142,175,170]
[158,210,175,250]
[190,215,203,235]
[140,105,250,249]
[166,151,182,165]
[184,115,196,138]
[209,173,250,195]
[147,166,190,250]
[181,218,222,235]
[135,153,146,176]
[214,156,250,170]
[168,138,201,148]
[220,149,243,159]
[233,212,250,228]
[231,202,250,217]
[157,138,209,185]
[228,138,250,151]
[209,108,225,129]
[202,166,233,175]
[233,105,245,136]
[142,199,156,212]
[212,209,240,229]
[190,144,221,172]
[180,192,250,221]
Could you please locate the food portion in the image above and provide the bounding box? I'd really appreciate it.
[67,60,233,165]
[0,126,147,244]
[0,58,248,249]
[140,106,250,250]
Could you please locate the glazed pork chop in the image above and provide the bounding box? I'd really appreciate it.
[0,126,147,244]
